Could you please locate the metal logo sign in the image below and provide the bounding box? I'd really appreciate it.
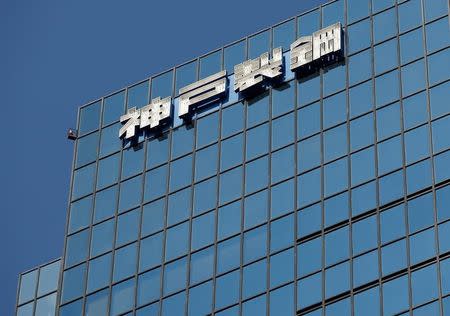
[120,22,343,139]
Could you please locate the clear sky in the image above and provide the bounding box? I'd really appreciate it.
[0,0,324,314]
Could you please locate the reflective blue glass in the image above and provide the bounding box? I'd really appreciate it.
[188,281,213,316]
[326,298,351,316]
[215,271,240,310]
[324,157,348,197]
[96,153,120,189]
[19,270,37,305]
[79,102,100,135]
[434,150,450,183]
[428,48,450,86]
[37,261,60,297]
[436,185,450,222]
[137,268,160,306]
[351,181,377,216]
[199,51,221,79]
[298,168,321,207]
[408,193,434,233]
[247,91,269,128]
[161,291,185,316]
[272,145,294,183]
[72,163,95,200]
[400,28,424,65]
[323,91,346,129]
[246,124,269,160]
[271,179,294,218]
[270,214,294,252]
[406,159,432,194]
[409,228,436,265]
[373,8,397,43]
[272,81,295,117]
[113,242,137,282]
[354,286,380,316]
[324,192,348,228]
[85,289,109,316]
[243,224,267,263]
[372,0,395,13]
[298,237,322,277]
[121,144,144,179]
[127,81,149,110]
[379,170,404,205]
[353,250,379,287]
[430,81,450,119]
[144,165,168,202]
[325,226,349,266]
[244,189,268,229]
[432,116,450,153]
[353,215,377,255]
[270,248,294,288]
[110,278,135,316]
[167,187,191,226]
[383,275,409,315]
[351,146,375,186]
[273,19,295,52]
[398,0,422,33]
[347,19,371,54]
[163,257,187,295]
[61,264,86,303]
[224,40,245,75]
[69,196,92,234]
[405,125,430,164]
[119,175,142,212]
[221,133,243,171]
[323,63,346,96]
[191,211,215,250]
[147,136,169,169]
[272,112,295,150]
[222,101,244,138]
[297,272,322,309]
[298,102,320,139]
[425,18,450,53]
[325,261,350,298]
[349,81,373,118]
[242,295,266,316]
[196,111,218,148]
[217,236,240,274]
[374,39,398,75]
[322,0,344,26]
[171,125,194,159]
[403,91,427,129]
[376,70,399,107]
[381,204,406,244]
[139,233,163,272]
[243,259,267,299]
[141,198,165,237]
[350,113,374,151]
[65,229,89,268]
[381,239,407,275]
[175,61,197,93]
[319,124,348,163]
[298,9,320,36]
[349,49,372,85]
[99,123,121,157]
[190,246,214,284]
[91,219,115,257]
[245,155,268,194]
[347,0,370,24]
[59,299,83,316]
[411,264,439,306]
[219,166,243,204]
[423,0,448,22]
[378,136,402,175]
[298,135,321,172]
[116,208,140,246]
[270,284,294,316]
[402,59,426,96]
[169,154,192,192]
[87,253,111,293]
[165,222,189,261]
[218,200,241,241]
[151,71,173,99]
[248,30,270,59]
[76,132,99,168]
[193,177,217,215]
[377,102,401,140]
[298,74,320,106]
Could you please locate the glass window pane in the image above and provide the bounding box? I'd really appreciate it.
[19,270,38,304]
[219,166,242,205]
[224,40,246,75]
[349,81,373,118]
[193,177,217,215]
[175,61,197,93]
[378,136,402,175]
[298,74,320,106]
[347,19,371,54]
[243,225,267,264]
[103,91,125,126]
[221,134,243,171]
[411,264,438,306]
[190,246,214,284]
[61,264,86,303]
[383,275,409,315]
[298,168,321,207]
[99,122,121,157]
[246,124,269,160]
[110,278,135,316]
[402,59,426,97]
[171,125,194,159]
[141,198,165,237]
[87,253,112,293]
[374,39,398,75]
[97,153,120,189]
[404,125,430,164]
[196,111,219,148]
[169,154,192,192]
[163,257,187,295]
[91,219,115,257]
[375,70,399,107]
[217,236,240,275]
[349,49,372,85]
[137,268,161,306]
[139,233,163,272]
[65,229,89,268]
[119,175,142,212]
[113,242,137,282]
[191,211,215,251]
[221,101,244,138]
[244,189,268,230]
[199,50,221,79]
[76,132,99,168]
[248,30,270,59]
[298,101,320,139]
[423,0,448,22]
[69,196,93,234]
[428,48,450,86]
[403,91,427,130]
[165,222,189,261]
[381,239,407,275]
[347,0,370,24]
[323,91,346,129]
[167,188,191,226]
[37,261,60,296]
[325,226,349,266]
[246,156,268,194]
[400,28,424,65]
[377,102,401,141]
[273,19,295,51]
[272,81,295,117]
[79,101,101,135]
[381,204,406,244]
[373,8,397,43]
[322,0,344,26]
[398,0,422,33]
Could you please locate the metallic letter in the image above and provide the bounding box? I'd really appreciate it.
[290,36,313,71]
[234,47,283,93]
[119,107,140,139]
[178,70,227,119]
[312,22,342,61]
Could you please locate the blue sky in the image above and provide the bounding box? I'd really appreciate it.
[0,0,324,314]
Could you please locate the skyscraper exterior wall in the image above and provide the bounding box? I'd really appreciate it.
[16,0,450,315]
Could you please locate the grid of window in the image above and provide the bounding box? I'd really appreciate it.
[58,0,450,315]
[16,259,60,316]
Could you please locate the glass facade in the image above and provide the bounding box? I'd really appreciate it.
[17,0,450,315]
[16,259,61,316]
